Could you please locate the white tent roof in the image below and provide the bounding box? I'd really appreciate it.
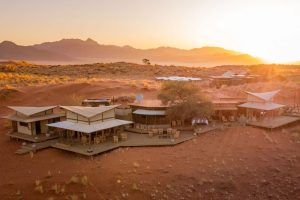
[133,109,166,116]
[155,76,201,81]
[222,71,235,77]
[8,106,57,116]
[47,119,132,133]
[60,105,119,118]
[238,102,285,111]
[245,90,280,101]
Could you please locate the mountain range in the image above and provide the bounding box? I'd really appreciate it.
[0,38,263,66]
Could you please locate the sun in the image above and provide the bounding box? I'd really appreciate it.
[190,1,300,64]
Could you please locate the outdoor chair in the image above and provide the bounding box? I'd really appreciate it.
[113,135,119,143]
[81,136,88,145]
[174,131,180,139]
[167,128,172,135]
[171,120,177,127]
[136,124,141,129]
[171,129,177,136]
[152,129,158,136]
[94,137,101,145]
[222,116,228,122]
[120,133,128,141]
[158,128,164,135]
[148,131,154,138]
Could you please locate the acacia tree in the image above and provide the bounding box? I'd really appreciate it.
[158,81,213,124]
[142,58,151,65]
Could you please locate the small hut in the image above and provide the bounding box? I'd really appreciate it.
[3,106,64,142]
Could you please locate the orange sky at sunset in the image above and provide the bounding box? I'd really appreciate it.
[1,0,300,63]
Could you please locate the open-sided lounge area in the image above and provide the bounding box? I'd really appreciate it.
[47,105,133,148]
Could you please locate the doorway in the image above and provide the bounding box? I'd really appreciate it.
[35,121,41,134]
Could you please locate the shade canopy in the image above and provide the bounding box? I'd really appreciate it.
[245,90,280,101]
[47,119,132,133]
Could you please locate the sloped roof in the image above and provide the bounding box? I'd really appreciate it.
[8,106,57,116]
[133,109,166,116]
[3,113,64,123]
[245,90,280,101]
[238,102,285,111]
[47,119,132,133]
[60,105,119,118]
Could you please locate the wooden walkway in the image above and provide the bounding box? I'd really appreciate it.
[14,125,218,156]
[51,132,196,156]
[15,139,59,154]
[8,132,58,142]
[246,115,300,129]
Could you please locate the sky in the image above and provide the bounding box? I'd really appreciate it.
[0,0,300,63]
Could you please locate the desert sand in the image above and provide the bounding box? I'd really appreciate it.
[0,76,300,199]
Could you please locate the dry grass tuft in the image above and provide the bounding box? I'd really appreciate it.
[34,185,44,194]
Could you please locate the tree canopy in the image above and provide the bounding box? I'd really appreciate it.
[158,81,213,123]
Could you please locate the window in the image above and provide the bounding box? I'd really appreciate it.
[19,122,28,127]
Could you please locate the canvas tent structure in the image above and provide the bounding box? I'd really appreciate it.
[47,105,132,149]
[130,100,170,126]
[3,106,64,142]
[210,71,256,88]
[238,90,285,120]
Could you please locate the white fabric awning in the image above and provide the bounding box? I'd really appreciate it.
[238,102,285,111]
[133,109,166,116]
[245,90,280,101]
[47,119,132,133]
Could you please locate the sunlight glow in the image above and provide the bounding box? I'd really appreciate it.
[1,0,300,63]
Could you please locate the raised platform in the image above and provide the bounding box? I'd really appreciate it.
[15,139,59,154]
[51,131,196,156]
[7,132,59,142]
[246,116,300,129]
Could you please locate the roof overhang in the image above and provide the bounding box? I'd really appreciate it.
[238,102,285,111]
[47,119,133,133]
[3,113,65,123]
[133,109,166,116]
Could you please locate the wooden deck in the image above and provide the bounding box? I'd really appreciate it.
[51,131,197,156]
[246,116,300,129]
[15,139,59,154]
[7,132,59,142]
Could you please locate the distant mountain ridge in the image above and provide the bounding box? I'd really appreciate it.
[0,38,263,66]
